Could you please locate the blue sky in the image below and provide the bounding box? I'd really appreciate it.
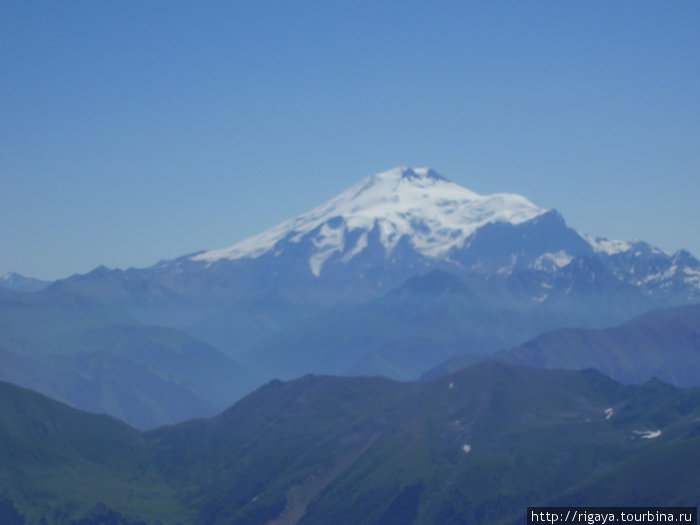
[2,1,699,280]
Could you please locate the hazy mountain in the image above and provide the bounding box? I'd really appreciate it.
[0,272,51,293]
[1,362,698,524]
[424,303,700,388]
[41,168,700,352]
[500,303,700,387]
[0,289,255,429]
[244,269,581,381]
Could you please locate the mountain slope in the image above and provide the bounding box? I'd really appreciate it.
[0,272,50,292]
[424,303,700,388]
[2,363,699,524]
[0,381,187,524]
[245,270,577,381]
[499,303,700,387]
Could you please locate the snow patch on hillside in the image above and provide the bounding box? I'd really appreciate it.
[632,429,661,439]
[533,251,573,271]
[580,233,631,255]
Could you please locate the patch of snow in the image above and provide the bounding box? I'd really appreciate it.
[309,222,346,276]
[632,429,662,439]
[533,251,574,271]
[605,408,613,420]
[683,267,700,288]
[640,265,679,285]
[462,444,472,453]
[580,233,631,255]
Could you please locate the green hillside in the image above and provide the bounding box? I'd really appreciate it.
[1,362,698,524]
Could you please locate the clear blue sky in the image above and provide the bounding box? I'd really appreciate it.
[2,1,699,280]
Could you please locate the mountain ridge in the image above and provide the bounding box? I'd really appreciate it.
[423,302,700,388]
[0,272,51,293]
[2,362,699,524]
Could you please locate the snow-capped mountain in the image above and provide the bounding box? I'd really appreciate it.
[186,166,699,299]
[8,166,700,398]
[193,167,546,276]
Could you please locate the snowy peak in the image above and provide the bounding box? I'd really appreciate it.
[189,166,698,293]
[193,167,547,274]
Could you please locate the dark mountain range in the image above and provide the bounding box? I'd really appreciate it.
[1,362,698,524]
[424,303,700,388]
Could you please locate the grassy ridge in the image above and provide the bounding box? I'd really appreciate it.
[1,362,698,524]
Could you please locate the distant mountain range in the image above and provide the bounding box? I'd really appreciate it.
[2,167,699,428]
[0,272,50,292]
[424,302,700,388]
[500,303,700,387]
[0,287,257,429]
[1,361,698,524]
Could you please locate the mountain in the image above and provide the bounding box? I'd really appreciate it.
[44,168,700,321]
[423,303,700,388]
[3,167,700,417]
[0,380,184,524]
[37,168,700,349]
[0,288,256,429]
[1,362,699,524]
[0,272,51,292]
[499,303,700,387]
[193,167,546,275]
[190,166,699,299]
[245,269,581,381]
